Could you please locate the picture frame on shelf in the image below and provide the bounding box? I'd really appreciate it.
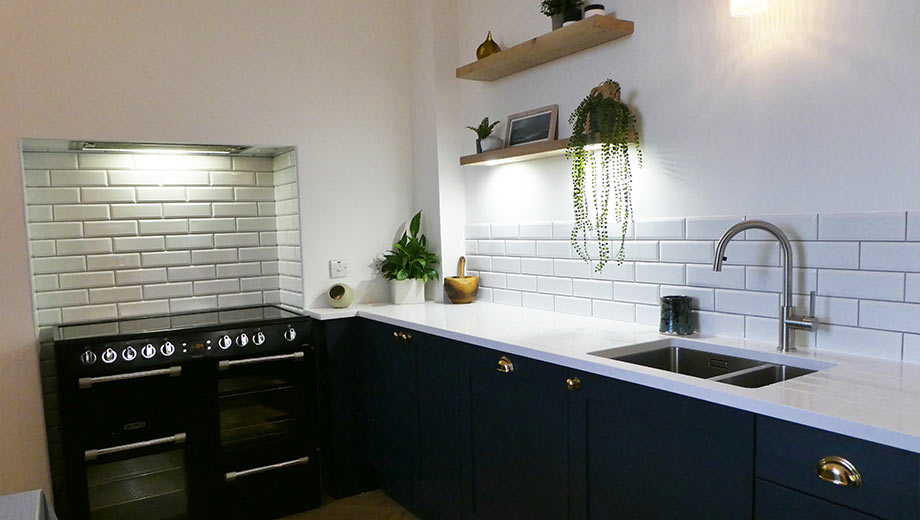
[504,105,558,147]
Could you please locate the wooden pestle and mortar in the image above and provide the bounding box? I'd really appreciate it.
[444,256,479,304]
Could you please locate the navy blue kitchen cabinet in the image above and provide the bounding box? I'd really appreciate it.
[468,348,571,520]
[572,372,755,520]
[755,479,879,519]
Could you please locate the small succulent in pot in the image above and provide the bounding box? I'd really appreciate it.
[540,0,585,29]
[466,117,503,153]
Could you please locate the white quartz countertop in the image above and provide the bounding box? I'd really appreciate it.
[306,302,920,453]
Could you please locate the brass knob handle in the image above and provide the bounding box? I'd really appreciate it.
[496,356,514,373]
[398,332,412,342]
[566,377,582,391]
[815,456,862,487]
[393,331,399,339]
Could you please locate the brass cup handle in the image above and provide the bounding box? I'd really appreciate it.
[815,456,862,487]
[566,377,582,391]
[496,356,514,373]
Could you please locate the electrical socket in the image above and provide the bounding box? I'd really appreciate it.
[329,259,347,278]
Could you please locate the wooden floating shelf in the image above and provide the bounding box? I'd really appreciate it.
[460,138,571,166]
[456,15,634,82]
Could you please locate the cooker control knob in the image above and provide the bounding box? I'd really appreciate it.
[101,348,117,364]
[161,341,175,357]
[253,331,266,345]
[122,346,137,362]
[80,350,97,366]
[283,327,297,342]
[218,335,233,350]
[236,333,249,347]
[141,344,157,359]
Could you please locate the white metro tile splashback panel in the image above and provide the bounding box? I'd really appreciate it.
[22,150,303,340]
[467,211,920,362]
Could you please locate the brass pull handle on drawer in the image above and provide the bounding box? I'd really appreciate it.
[496,356,514,373]
[815,456,862,487]
[566,377,582,391]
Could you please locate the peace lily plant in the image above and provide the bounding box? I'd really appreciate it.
[379,211,440,304]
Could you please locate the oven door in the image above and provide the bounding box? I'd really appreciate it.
[83,433,190,520]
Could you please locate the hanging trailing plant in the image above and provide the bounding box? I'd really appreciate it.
[566,79,641,271]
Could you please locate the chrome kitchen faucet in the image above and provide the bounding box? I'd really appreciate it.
[713,220,818,352]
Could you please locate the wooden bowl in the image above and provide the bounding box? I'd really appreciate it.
[444,275,479,304]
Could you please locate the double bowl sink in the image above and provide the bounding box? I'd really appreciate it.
[590,338,832,388]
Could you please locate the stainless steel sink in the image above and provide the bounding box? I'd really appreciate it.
[590,339,831,389]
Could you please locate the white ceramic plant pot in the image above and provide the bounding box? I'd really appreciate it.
[480,136,504,152]
[390,279,425,304]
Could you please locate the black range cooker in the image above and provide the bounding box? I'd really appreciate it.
[53,305,321,520]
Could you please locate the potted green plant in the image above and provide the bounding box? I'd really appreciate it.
[566,79,641,271]
[540,0,585,30]
[466,117,502,153]
[379,210,440,304]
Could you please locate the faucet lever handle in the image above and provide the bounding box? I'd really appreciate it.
[809,290,816,317]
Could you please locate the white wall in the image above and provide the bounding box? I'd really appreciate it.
[0,0,414,495]
[459,0,920,223]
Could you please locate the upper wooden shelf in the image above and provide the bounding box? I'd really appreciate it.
[460,138,571,166]
[456,15,634,82]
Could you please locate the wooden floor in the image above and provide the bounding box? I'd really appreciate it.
[279,490,417,520]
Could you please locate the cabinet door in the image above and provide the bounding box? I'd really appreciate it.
[414,333,470,520]
[578,374,754,520]
[469,349,569,520]
[755,479,878,519]
[362,319,418,508]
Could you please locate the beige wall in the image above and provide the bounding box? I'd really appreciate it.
[0,0,415,494]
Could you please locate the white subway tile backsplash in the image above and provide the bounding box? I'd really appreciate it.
[191,249,239,264]
[33,275,59,292]
[554,259,591,278]
[118,300,170,318]
[816,325,903,361]
[659,285,714,311]
[818,270,904,301]
[23,152,78,170]
[33,256,85,274]
[491,223,519,238]
[213,233,258,248]
[694,311,745,338]
[635,304,660,326]
[211,172,255,186]
[613,282,659,304]
[465,223,490,239]
[858,301,920,334]
[686,264,745,289]
[715,289,779,318]
[35,290,88,309]
[686,216,742,240]
[592,300,635,322]
[218,263,262,278]
[180,155,234,171]
[722,241,780,266]
[521,258,554,276]
[520,222,553,239]
[187,187,233,201]
[535,240,569,258]
[29,222,82,239]
[479,272,507,289]
[522,292,553,311]
[218,292,263,308]
[166,234,214,250]
[114,236,166,252]
[139,219,188,235]
[233,156,274,171]
[170,296,218,313]
[53,204,109,221]
[907,274,920,303]
[793,242,859,269]
[194,279,241,295]
[491,257,521,273]
[478,240,505,256]
[819,211,906,241]
[903,334,920,364]
[141,251,191,267]
[213,202,258,217]
[50,170,106,186]
[745,266,816,294]
[189,218,236,233]
[84,220,138,236]
[634,218,684,239]
[860,243,920,272]
[908,211,920,241]
[87,254,140,270]
[465,256,491,271]
[167,265,216,282]
[554,296,592,316]
[659,241,714,264]
[62,304,118,322]
[492,289,522,307]
[238,247,279,262]
[25,187,81,204]
[24,171,50,187]
[162,203,211,218]
[143,282,193,300]
[237,217,276,232]
[464,240,478,255]
[240,277,280,291]
[30,240,56,257]
[136,187,186,202]
[538,276,572,295]
[635,262,685,284]
[623,241,659,262]
[37,309,62,326]
[234,187,275,201]
[56,238,112,255]
[507,274,537,292]
[552,221,574,239]
[90,286,144,304]
[745,213,817,241]
[116,268,168,285]
[81,187,136,203]
[592,261,635,282]
[78,153,133,169]
[572,279,612,299]
[28,206,53,222]
[110,204,163,219]
[505,240,536,257]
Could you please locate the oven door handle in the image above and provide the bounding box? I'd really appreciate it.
[84,433,186,461]
[218,351,304,371]
[225,456,311,482]
[79,366,182,389]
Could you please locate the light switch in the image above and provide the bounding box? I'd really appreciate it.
[329,259,347,278]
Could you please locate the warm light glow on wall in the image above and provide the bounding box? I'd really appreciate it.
[730,0,769,17]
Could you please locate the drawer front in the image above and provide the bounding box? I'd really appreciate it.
[755,479,879,520]
[756,416,919,520]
